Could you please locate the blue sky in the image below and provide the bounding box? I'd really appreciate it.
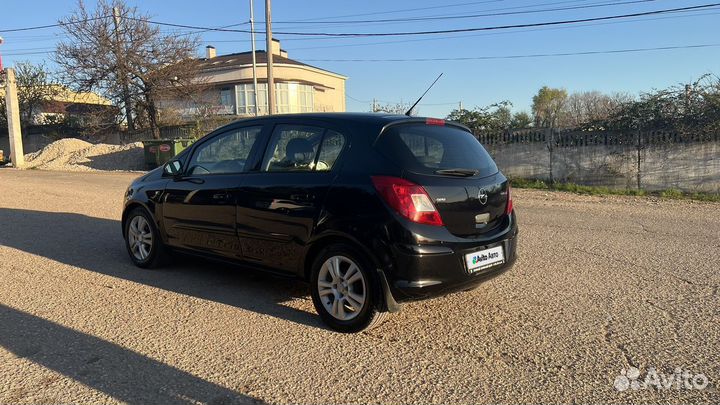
[2,0,719,117]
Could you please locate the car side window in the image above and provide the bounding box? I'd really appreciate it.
[262,125,320,172]
[316,130,346,172]
[188,126,262,175]
[262,125,347,172]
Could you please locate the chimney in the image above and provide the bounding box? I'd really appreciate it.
[206,45,217,59]
[271,38,281,56]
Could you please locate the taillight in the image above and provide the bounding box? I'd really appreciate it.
[506,184,514,215]
[371,176,443,226]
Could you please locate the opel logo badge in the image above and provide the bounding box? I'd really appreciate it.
[478,189,488,205]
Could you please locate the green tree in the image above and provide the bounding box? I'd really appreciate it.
[532,86,567,128]
[603,74,720,134]
[446,101,513,133]
[510,111,533,129]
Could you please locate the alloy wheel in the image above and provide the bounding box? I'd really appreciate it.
[317,255,367,321]
[127,215,153,261]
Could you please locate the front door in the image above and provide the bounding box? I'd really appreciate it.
[236,123,348,273]
[162,125,265,259]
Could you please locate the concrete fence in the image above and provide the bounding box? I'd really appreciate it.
[0,132,51,156]
[481,129,720,193]
[4,126,719,193]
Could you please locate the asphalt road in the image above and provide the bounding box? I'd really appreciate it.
[0,169,718,405]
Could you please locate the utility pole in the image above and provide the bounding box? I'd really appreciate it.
[249,0,259,116]
[4,68,25,168]
[265,0,275,115]
[0,36,4,72]
[112,6,134,131]
[372,98,377,112]
[459,100,463,110]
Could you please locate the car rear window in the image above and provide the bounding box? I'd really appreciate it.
[376,124,498,176]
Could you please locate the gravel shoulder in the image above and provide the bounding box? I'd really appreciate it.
[0,169,718,405]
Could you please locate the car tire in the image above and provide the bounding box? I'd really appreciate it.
[310,243,387,333]
[123,207,168,269]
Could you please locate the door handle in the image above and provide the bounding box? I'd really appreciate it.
[176,177,205,184]
[212,193,231,201]
[290,193,314,201]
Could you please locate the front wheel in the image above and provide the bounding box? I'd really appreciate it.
[310,244,387,332]
[124,207,167,268]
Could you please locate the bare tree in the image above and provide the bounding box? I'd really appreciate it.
[372,101,412,115]
[55,0,202,138]
[560,90,631,128]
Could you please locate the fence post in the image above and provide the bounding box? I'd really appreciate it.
[635,127,642,190]
[547,127,554,183]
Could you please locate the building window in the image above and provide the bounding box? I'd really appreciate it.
[235,83,314,115]
[219,88,235,115]
[276,83,290,113]
[298,84,314,112]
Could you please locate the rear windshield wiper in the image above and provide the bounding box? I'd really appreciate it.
[434,168,479,177]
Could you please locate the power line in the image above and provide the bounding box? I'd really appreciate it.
[3,2,717,57]
[0,0,543,40]
[346,94,372,103]
[275,3,720,36]
[120,3,720,37]
[2,50,55,56]
[270,0,662,25]
[346,94,459,106]
[302,43,720,62]
[3,2,714,40]
[174,22,250,36]
[5,9,717,56]
[288,9,720,50]
[262,0,617,30]
[7,43,720,59]
[196,7,717,45]
[283,0,505,22]
[0,16,109,33]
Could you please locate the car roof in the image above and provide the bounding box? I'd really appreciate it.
[225,112,470,133]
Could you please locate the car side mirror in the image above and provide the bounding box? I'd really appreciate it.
[164,160,183,177]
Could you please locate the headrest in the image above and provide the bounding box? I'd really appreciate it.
[285,138,314,162]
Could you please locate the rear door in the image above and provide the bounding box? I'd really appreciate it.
[376,122,509,237]
[236,121,348,272]
[162,125,265,258]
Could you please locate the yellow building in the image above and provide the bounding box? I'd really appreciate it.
[0,84,113,125]
[170,39,347,118]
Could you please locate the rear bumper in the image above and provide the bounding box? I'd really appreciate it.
[387,221,518,302]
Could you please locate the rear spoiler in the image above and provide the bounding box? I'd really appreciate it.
[372,117,473,147]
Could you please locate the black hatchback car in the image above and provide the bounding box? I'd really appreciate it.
[122,113,517,332]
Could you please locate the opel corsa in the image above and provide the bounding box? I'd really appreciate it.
[122,113,518,332]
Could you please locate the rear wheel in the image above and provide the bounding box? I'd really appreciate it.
[124,207,167,268]
[310,244,386,332]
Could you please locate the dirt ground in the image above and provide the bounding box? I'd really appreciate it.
[0,169,717,405]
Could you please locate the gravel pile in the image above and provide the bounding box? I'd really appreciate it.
[24,138,145,172]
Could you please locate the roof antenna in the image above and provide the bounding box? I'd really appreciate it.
[405,73,443,116]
